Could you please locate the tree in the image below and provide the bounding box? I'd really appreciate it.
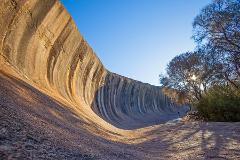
[193,0,240,87]
[160,0,240,105]
[200,44,240,88]
[160,51,214,101]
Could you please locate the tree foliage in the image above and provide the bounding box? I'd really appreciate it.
[193,0,240,84]
[160,0,240,104]
[196,85,240,121]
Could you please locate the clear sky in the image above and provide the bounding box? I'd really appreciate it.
[60,0,211,86]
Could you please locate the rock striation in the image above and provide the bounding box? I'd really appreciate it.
[0,0,188,129]
[92,73,187,129]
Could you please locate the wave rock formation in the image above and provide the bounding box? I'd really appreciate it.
[2,1,240,160]
[0,0,188,130]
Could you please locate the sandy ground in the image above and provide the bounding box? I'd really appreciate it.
[0,72,240,160]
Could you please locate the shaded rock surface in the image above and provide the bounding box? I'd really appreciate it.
[0,0,239,159]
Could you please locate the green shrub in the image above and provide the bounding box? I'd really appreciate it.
[196,85,240,121]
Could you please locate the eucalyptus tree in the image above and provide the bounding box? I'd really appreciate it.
[193,0,240,87]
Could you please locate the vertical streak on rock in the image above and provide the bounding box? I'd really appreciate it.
[0,0,27,59]
[47,18,71,85]
[16,0,57,69]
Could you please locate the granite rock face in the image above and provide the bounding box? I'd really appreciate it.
[0,0,188,129]
[92,73,188,129]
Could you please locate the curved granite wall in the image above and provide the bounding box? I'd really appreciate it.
[0,0,188,129]
[91,73,184,129]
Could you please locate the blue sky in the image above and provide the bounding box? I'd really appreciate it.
[61,0,211,86]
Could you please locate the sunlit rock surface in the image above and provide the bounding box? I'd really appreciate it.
[1,1,239,160]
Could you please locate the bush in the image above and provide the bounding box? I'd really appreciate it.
[196,85,240,121]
